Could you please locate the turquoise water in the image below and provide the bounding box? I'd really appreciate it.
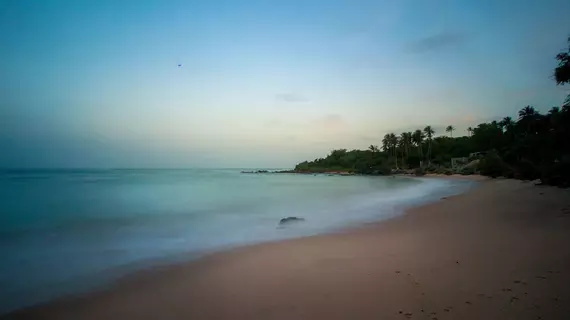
[0,169,473,313]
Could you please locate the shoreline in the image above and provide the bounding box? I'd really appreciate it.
[0,174,473,315]
[5,177,570,319]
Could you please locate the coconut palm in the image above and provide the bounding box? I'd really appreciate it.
[423,126,435,164]
[397,136,406,166]
[499,116,514,132]
[548,106,560,115]
[382,133,399,167]
[368,145,379,153]
[518,105,539,134]
[400,132,413,160]
[518,105,537,121]
[388,133,399,169]
[445,125,455,137]
[382,134,390,152]
[412,129,424,160]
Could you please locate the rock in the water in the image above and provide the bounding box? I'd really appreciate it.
[279,217,305,225]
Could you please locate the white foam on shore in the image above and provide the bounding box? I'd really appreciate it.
[0,173,474,314]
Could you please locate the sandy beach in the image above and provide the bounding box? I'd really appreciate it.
[5,177,570,320]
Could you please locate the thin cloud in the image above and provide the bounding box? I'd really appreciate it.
[407,32,469,53]
[275,93,309,103]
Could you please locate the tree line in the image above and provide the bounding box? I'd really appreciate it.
[294,36,570,186]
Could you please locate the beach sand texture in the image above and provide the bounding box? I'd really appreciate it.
[5,178,570,320]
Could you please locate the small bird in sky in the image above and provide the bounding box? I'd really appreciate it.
[177,64,182,67]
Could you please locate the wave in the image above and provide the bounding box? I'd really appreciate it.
[0,172,474,314]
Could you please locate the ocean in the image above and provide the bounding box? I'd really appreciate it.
[0,169,474,313]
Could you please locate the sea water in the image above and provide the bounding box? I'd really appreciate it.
[0,169,474,313]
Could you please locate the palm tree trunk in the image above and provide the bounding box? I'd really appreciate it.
[428,140,431,165]
[393,147,398,169]
[427,141,432,165]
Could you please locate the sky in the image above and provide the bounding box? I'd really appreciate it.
[1,0,569,168]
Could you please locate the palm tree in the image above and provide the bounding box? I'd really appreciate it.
[547,107,562,128]
[423,126,435,165]
[548,106,560,115]
[518,105,539,134]
[382,134,390,152]
[400,132,413,160]
[518,105,537,121]
[499,116,514,132]
[445,125,456,137]
[383,133,399,168]
[388,133,399,169]
[368,145,379,152]
[412,129,424,160]
[397,137,406,167]
[467,127,473,137]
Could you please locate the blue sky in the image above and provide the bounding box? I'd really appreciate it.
[1,0,569,168]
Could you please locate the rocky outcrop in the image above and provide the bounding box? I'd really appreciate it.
[241,170,269,174]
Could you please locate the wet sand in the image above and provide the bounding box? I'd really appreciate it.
[5,178,570,319]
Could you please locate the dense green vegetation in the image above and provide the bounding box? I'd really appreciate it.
[294,36,570,187]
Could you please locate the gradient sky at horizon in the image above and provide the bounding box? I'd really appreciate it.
[1,0,569,168]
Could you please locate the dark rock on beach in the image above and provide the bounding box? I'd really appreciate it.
[279,217,305,225]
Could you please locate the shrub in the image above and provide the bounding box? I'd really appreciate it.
[540,160,570,187]
[414,167,426,176]
[502,167,515,179]
[477,151,507,178]
[459,166,476,175]
[423,164,438,173]
[434,166,445,174]
[514,159,540,180]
